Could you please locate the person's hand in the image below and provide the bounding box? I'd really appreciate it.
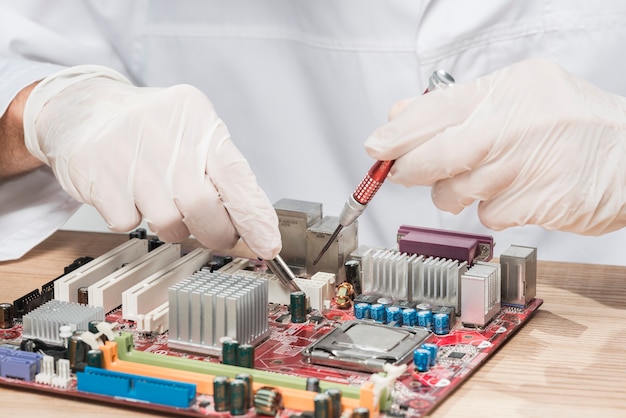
[365,59,626,235]
[23,66,281,259]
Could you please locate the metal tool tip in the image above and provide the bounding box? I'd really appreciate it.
[312,225,343,265]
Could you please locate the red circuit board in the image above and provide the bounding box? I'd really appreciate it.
[0,297,543,417]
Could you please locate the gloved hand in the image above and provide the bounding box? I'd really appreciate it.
[23,66,281,259]
[365,58,626,235]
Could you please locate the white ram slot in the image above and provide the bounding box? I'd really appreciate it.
[88,243,181,313]
[122,248,211,321]
[135,302,169,333]
[54,239,149,302]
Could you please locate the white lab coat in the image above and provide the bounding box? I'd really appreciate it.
[2,0,626,264]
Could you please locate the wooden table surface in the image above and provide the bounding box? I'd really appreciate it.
[1,230,625,417]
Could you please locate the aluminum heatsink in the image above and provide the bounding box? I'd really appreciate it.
[362,248,467,312]
[22,300,104,345]
[460,262,501,327]
[167,269,269,356]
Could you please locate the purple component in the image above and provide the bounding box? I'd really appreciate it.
[397,225,494,264]
[0,348,42,381]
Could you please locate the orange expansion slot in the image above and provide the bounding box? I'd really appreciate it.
[99,341,377,414]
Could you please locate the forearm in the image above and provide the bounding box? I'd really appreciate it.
[0,81,42,179]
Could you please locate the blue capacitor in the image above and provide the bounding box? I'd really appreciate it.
[417,309,433,329]
[402,308,417,327]
[385,306,402,326]
[421,343,438,367]
[433,312,450,335]
[413,348,431,372]
[354,302,371,320]
[370,304,385,323]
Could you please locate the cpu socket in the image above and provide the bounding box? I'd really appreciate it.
[301,320,430,373]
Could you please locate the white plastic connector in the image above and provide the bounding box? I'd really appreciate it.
[293,278,325,311]
[79,321,117,349]
[95,321,117,341]
[35,355,55,385]
[51,359,72,389]
[80,331,103,350]
[310,271,336,301]
[136,302,169,334]
[369,363,408,411]
[59,325,73,347]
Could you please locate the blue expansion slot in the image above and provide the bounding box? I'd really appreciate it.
[77,366,196,408]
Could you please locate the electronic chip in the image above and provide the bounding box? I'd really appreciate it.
[301,320,430,372]
[447,351,466,360]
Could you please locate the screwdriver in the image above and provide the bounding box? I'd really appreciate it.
[312,70,456,265]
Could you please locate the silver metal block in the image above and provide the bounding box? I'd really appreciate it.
[461,262,501,327]
[500,245,537,308]
[307,216,358,281]
[274,198,323,273]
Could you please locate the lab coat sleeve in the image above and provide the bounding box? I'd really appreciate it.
[0,1,133,261]
[0,58,82,261]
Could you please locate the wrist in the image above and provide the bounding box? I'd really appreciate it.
[0,81,43,178]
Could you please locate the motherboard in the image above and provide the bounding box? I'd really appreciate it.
[0,199,542,417]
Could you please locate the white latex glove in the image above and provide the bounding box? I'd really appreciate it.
[365,59,626,235]
[23,66,281,259]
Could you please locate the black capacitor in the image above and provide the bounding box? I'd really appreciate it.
[353,294,381,305]
[229,379,247,415]
[64,256,94,275]
[213,376,230,412]
[77,287,89,305]
[0,303,13,329]
[351,407,370,418]
[290,291,307,323]
[324,388,342,418]
[238,343,255,369]
[222,339,239,366]
[88,320,101,334]
[306,377,321,392]
[344,259,362,295]
[313,393,332,418]
[86,349,103,368]
[394,300,417,310]
[129,228,147,239]
[68,333,87,370]
[148,237,163,251]
[235,373,253,410]
[207,260,221,272]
